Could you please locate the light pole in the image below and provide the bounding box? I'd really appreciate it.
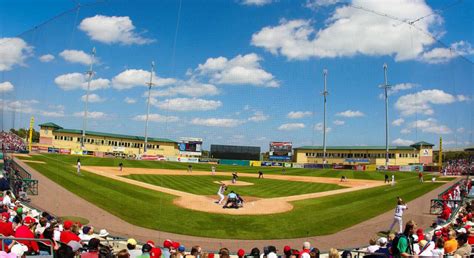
[379,63,391,168]
[322,69,329,166]
[144,61,155,154]
[81,47,96,150]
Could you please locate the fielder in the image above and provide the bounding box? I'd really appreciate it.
[391,174,395,186]
[211,165,216,176]
[388,197,407,233]
[76,159,82,175]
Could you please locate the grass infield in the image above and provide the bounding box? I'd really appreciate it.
[123,174,345,198]
[19,154,446,239]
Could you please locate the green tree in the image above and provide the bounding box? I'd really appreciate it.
[9,128,40,143]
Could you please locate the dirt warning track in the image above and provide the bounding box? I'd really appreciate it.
[82,166,384,215]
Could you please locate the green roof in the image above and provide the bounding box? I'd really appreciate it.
[410,141,435,147]
[38,122,63,129]
[37,122,176,143]
[295,146,416,151]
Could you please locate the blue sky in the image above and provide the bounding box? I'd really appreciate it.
[0,0,472,151]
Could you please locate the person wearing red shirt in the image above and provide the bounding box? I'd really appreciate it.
[60,221,81,244]
[0,212,14,236]
[14,216,39,254]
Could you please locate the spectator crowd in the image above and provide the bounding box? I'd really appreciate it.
[443,159,474,176]
[0,132,26,152]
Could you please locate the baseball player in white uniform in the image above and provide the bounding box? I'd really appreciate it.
[388,197,407,233]
[391,174,395,186]
[77,159,82,175]
[211,166,216,176]
[216,183,227,204]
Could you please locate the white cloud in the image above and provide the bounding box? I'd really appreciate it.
[400,128,411,134]
[54,73,110,91]
[421,41,474,64]
[79,15,154,45]
[124,97,136,104]
[152,98,222,112]
[112,69,176,90]
[305,0,341,9]
[251,0,439,61]
[314,122,332,133]
[191,118,244,127]
[287,111,312,119]
[133,114,179,123]
[0,82,14,93]
[278,123,305,131]
[457,127,465,133]
[39,54,55,63]
[336,110,364,117]
[0,37,32,71]
[59,50,96,65]
[248,111,269,122]
[392,118,405,126]
[395,89,461,116]
[73,111,107,119]
[81,93,105,103]
[196,53,279,87]
[457,95,470,102]
[0,99,64,117]
[333,120,345,126]
[150,80,219,97]
[378,83,417,99]
[408,118,452,134]
[392,138,414,146]
[242,0,272,6]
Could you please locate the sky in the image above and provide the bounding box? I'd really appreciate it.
[0,0,473,151]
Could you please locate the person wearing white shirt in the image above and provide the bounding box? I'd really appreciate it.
[388,197,407,233]
[2,191,12,207]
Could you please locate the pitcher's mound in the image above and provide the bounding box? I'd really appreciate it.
[213,180,254,186]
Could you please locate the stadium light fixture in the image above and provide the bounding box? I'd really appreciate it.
[379,63,391,168]
[322,69,329,166]
[144,61,155,154]
[81,47,96,150]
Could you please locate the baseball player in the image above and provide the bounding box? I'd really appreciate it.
[216,183,227,204]
[211,165,216,176]
[232,172,238,184]
[391,174,395,186]
[388,197,407,233]
[76,159,82,175]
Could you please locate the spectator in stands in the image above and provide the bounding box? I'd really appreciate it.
[376,237,389,257]
[0,212,14,236]
[430,237,444,256]
[444,230,458,254]
[219,248,230,258]
[147,241,161,258]
[249,247,260,258]
[137,243,152,258]
[127,238,142,258]
[283,246,292,258]
[2,191,12,208]
[117,249,131,258]
[266,246,277,258]
[79,226,94,243]
[328,248,339,258]
[41,227,60,254]
[14,216,39,254]
[300,241,311,258]
[237,249,245,258]
[34,217,49,237]
[60,220,81,244]
[81,238,100,258]
[454,233,471,256]
[366,238,379,253]
[190,246,202,257]
[417,240,433,256]
[394,220,417,257]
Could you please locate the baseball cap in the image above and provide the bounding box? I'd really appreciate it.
[1,212,10,220]
[457,228,467,234]
[23,216,36,225]
[82,226,92,235]
[172,242,180,249]
[378,237,388,245]
[178,245,185,252]
[127,238,137,246]
[283,246,291,252]
[237,249,245,257]
[163,240,173,248]
[63,220,73,230]
[419,240,428,248]
[147,240,155,247]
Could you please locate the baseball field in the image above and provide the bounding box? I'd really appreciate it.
[17,153,449,239]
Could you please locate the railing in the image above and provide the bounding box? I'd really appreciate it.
[5,158,39,195]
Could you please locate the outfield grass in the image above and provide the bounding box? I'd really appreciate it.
[20,154,446,239]
[34,153,432,181]
[123,174,345,198]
